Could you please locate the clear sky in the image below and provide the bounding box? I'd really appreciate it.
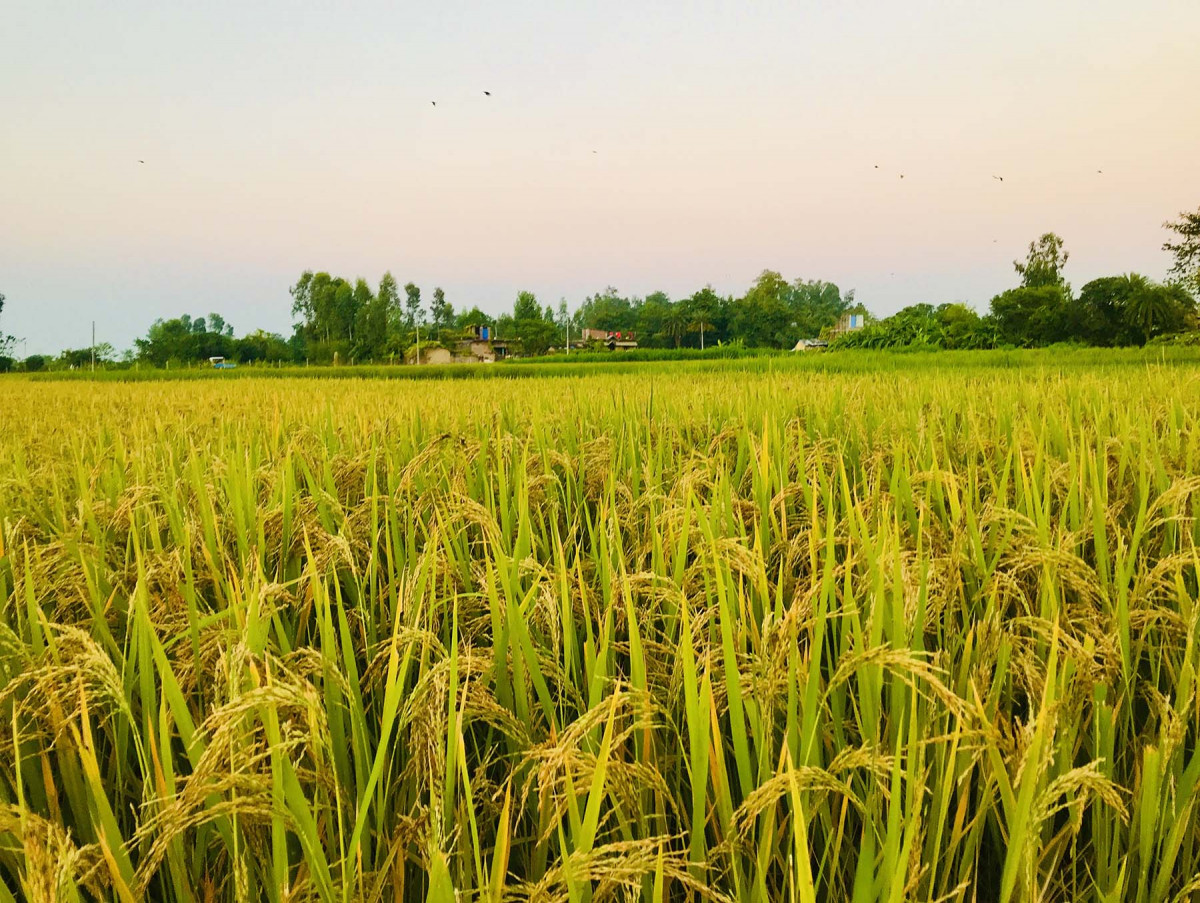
[3,0,1198,354]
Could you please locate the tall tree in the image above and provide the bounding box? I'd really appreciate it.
[729,273,791,347]
[662,303,688,348]
[512,290,542,323]
[634,291,671,347]
[290,271,315,327]
[351,279,384,359]
[791,279,851,337]
[378,272,402,335]
[686,287,721,350]
[404,283,423,330]
[555,299,573,344]
[1014,233,1070,291]
[1163,206,1200,297]
[429,287,454,335]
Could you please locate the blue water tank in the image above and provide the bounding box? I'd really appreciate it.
[481,326,490,340]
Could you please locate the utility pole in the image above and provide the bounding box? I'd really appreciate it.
[566,319,570,355]
[91,321,96,373]
[416,321,421,366]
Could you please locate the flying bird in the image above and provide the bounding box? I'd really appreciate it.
[138,160,144,164]
[431,101,437,106]
[874,164,879,169]
[993,175,1003,182]
[1097,169,1103,174]
[899,174,905,179]
[484,91,491,96]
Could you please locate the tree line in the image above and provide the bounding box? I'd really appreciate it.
[279,272,860,363]
[835,219,1200,350]
[2,206,1198,370]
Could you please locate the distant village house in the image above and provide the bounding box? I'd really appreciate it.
[829,312,866,336]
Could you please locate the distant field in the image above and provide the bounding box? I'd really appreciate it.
[22,344,1200,382]
[2,355,1199,900]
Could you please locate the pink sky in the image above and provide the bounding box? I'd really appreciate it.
[2,0,1198,353]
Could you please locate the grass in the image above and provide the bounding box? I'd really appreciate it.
[1,356,1199,901]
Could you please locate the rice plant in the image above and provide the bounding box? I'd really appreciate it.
[1,359,1199,901]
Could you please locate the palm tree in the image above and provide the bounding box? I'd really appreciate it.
[663,305,688,348]
[688,315,715,350]
[1121,273,1168,344]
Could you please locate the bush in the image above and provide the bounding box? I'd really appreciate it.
[23,355,46,372]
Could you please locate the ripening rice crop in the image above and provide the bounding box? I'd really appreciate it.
[1,357,1199,902]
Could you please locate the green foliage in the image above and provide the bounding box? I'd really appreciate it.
[511,290,543,323]
[1124,279,1195,344]
[502,291,557,355]
[1074,275,1137,346]
[724,272,852,348]
[58,343,115,369]
[207,311,232,337]
[135,315,237,365]
[378,272,402,332]
[1163,206,1200,296]
[404,282,424,329]
[990,284,1074,346]
[833,302,994,350]
[1076,274,1197,346]
[577,286,639,335]
[683,285,724,348]
[289,271,433,363]
[429,287,454,335]
[235,329,294,363]
[290,271,359,349]
[352,279,389,361]
[22,354,46,372]
[454,306,495,330]
[727,271,792,346]
[1014,232,1070,290]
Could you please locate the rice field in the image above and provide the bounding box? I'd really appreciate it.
[2,356,1199,902]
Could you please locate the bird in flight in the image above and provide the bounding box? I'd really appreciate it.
[138,160,144,164]
[993,175,1003,182]
[874,164,879,169]
[484,91,491,96]
[431,101,437,106]
[899,174,905,179]
[1097,169,1103,174]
